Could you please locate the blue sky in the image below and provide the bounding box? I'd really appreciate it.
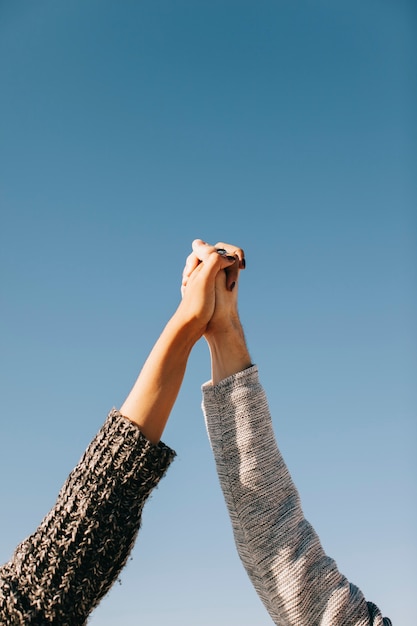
[0,1,416,624]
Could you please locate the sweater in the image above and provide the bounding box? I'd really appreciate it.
[0,409,175,626]
[202,365,392,626]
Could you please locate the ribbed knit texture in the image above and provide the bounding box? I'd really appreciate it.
[202,365,392,626]
[0,409,175,625]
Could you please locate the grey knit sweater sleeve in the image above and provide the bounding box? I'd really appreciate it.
[202,365,391,626]
[0,409,176,626]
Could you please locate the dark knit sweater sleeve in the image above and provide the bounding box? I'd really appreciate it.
[0,409,176,626]
[202,366,391,626]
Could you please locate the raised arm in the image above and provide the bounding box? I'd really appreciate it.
[191,240,391,626]
[120,240,237,443]
[0,245,236,626]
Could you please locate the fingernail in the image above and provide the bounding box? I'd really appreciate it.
[241,258,246,269]
[216,248,227,256]
[230,281,236,291]
[226,255,236,262]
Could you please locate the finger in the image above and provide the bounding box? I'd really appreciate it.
[224,258,240,291]
[191,240,245,292]
[214,241,245,291]
[182,251,200,282]
[181,242,230,298]
[191,238,216,261]
[181,245,222,293]
[214,241,246,270]
[181,256,204,297]
[191,239,236,270]
[181,242,218,299]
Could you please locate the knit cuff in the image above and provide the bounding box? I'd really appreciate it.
[202,363,258,392]
[201,364,259,408]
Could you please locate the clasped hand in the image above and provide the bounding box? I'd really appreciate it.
[179,239,246,341]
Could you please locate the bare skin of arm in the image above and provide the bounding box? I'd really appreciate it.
[120,241,237,442]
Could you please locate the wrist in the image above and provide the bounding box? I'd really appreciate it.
[169,307,207,350]
[205,320,251,385]
[204,309,241,340]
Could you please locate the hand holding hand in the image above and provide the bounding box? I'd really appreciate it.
[181,239,251,384]
[120,239,247,443]
[177,239,240,341]
[181,239,245,338]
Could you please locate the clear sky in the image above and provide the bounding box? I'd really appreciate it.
[0,1,416,624]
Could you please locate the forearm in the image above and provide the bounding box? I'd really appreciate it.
[0,410,175,625]
[205,316,252,385]
[121,310,200,443]
[202,367,391,626]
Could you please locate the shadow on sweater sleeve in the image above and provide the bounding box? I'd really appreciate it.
[202,366,391,626]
